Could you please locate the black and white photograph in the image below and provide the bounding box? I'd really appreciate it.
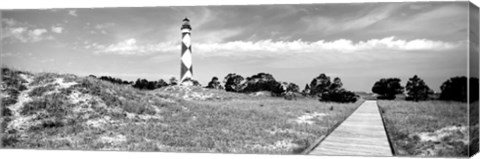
[0,0,479,158]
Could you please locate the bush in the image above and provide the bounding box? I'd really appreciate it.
[1,67,29,90]
[181,77,201,86]
[98,76,133,85]
[308,73,358,102]
[1,93,18,107]
[224,73,244,92]
[132,78,168,90]
[1,106,12,116]
[1,134,19,147]
[309,73,331,96]
[29,84,56,97]
[240,73,285,95]
[439,76,467,102]
[372,78,404,100]
[439,76,478,102]
[320,89,358,103]
[21,93,68,117]
[206,76,223,89]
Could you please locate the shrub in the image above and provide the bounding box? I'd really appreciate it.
[439,77,468,102]
[181,77,201,86]
[1,93,18,107]
[29,84,56,97]
[169,77,178,86]
[1,106,12,116]
[206,76,223,89]
[30,73,58,86]
[372,78,404,100]
[240,73,284,95]
[308,73,358,102]
[320,89,358,103]
[1,134,19,147]
[302,84,311,96]
[224,73,244,92]
[98,76,133,85]
[310,73,331,96]
[21,93,69,117]
[132,78,168,90]
[1,67,28,89]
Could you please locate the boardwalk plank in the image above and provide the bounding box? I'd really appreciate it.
[309,100,392,156]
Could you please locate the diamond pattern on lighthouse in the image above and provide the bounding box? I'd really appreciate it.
[181,49,192,69]
[182,33,191,47]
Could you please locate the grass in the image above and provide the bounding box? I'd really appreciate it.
[0,67,364,153]
[378,100,469,157]
[470,101,479,156]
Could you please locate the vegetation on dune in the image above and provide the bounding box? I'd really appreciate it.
[0,67,363,153]
[222,72,300,99]
[93,75,133,85]
[181,77,201,86]
[378,100,469,157]
[132,78,168,90]
[240,73,285,95]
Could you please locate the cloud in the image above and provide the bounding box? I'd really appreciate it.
[304,3,405,36]
[1,19,54,43]
[193,37,460,57]
[2,18,17,26]
[0,52,15,57]
[92,39,178,55]
[85,22,114,35]
[51,26,63,33]
[68,10,77,16]
[91,37,459,57]
[2,27,52,43]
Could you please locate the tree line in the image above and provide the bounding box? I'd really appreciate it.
[90,73,478,103]
[371,75,479,102]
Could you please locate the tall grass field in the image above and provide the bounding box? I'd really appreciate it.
[378,100,470,156]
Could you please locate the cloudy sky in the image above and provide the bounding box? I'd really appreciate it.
[1,1,471,92]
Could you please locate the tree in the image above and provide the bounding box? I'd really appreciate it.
[286,83,300,93]
[156,79,168,88]
[169,77,178,86]
[308,74,358,103]
[330,77,343,91]
[224,73,244,92]
[241,73,283,94]
[310,73,331,96]
[439,76,472,102]
[206,76,223,89]
[302,84,311,96]
[405,75,433,101]
[372,78,404,100]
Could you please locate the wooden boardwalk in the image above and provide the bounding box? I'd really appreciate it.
[309,100,393,156]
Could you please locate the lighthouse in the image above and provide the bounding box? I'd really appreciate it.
[180,17,193,83]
